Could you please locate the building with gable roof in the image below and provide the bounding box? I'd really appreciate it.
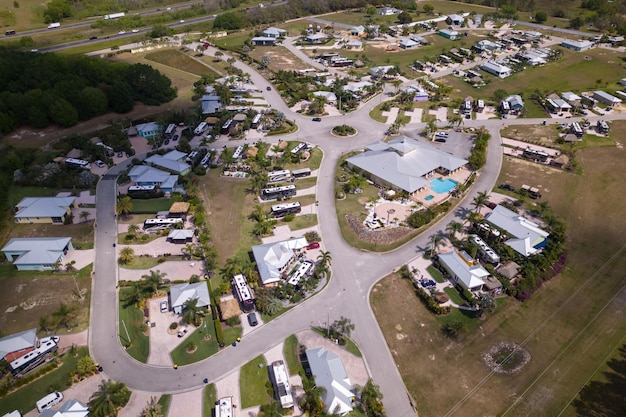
[484,205,549,256]
[40,399,89,417]
[447,14,464,26]
[2,237,73,271]
[263,27,286,38]
[252,237,308,285]
[170,282,211,315]
[437,250,489,291]
[167,229,195,244]
[251,37,276,46]
[305,347,355,415]
[14,196,77,224]
[128,165,179,192]
[481,61,511,78]
[135,122,162,138]
[0,329,37,362]
[346,136,467,195]
[144,150,191,175]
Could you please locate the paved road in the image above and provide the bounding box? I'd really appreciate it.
[90,38,626,417]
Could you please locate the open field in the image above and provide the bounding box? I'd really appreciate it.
[250,46,312,72]
[145,48,220,78]
[502,124,616,151]
[239,354,271,408]
[442,48,625,104]
[371,130,626,416]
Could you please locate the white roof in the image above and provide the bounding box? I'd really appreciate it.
[561,39,593,49]
[2,237,72,266]
[481,61,511,75]
[0,328,37,359]
[439,28,459,36]
[263,27,286,36]
[399,38,419,48]
[128,165,178,186]
[485,205,549,256]
[167,229,195,240]
[561,92,581,102]
[305,347,354,415]
[145,154,190,174]
[447,14,464,22]
[40,399,89,417]
[136,122,160,133]
[163,150,188,161]
[438,251,488,290]
[170,282,211,309]
[346,136,467,194]
[593,90,622,103]
[252,238,308,285]
[342,81,373,93]
[370,65,395,75]
[15,196,76,219]
[313,91,337,102]
[252,36,276,43]
[547,98,571,109]
[306,33,327,40]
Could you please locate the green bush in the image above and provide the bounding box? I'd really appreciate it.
[169,322,178,330]
[413,283,450,315]
[214,319,224,346]
[226,316,241,326]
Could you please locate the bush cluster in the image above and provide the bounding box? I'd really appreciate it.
[468,129,491,170]
[413,283,450,315]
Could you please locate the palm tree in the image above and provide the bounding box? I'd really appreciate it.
[127,224,140,238]
[332,316,355,341]
[39,316,52,335]
[80,211,90,223]
[123,283,143,307]
[317,250,332,268]
[222,257,242,278]
[182,298,203,326]
[253,220,274,237]
[300,377,326,415]
[429,234,444,256]
[139,396,163,417]
[116,196,133,218]
[472,190,489,214]
[258,401,283,417]
[316,250,332,279]
[118,247,135,265]
[142,270,165,296]
[357,379,386,416]
[466,211,481,228]
[446,220,464,241]
[53,303,76,330]
[88,379,131,417]
[391,79,402,94]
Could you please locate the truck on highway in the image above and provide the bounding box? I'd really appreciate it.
[47,22,60,29]
[104,12,125,20]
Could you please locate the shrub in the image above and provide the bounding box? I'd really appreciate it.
[304,231,321,243]
[214,319,224,346]
[413,283,450,314]
[283,214,295,222]
[226,316,241,326]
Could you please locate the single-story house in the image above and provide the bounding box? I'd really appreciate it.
[128,165,179,193]
[484,205,549,256]
[345,40,362,50]
[251,37,276,46]
[593,90,622,107]
[377,6,400,15]
[447,14,464,26]
[201,94,222,114]
[306,33,327,44]
[350,26,365,37]
[561,39,593,51]
[399,38,419,49]
[0,328,37,362]
[561,91,582,104]
[252,237,308,285]
[167,229,195,244]
[481,61,511,78]
[40,399,89,417]
[504,94,524,111]
[369,65,397,78]
[437,251,489,292]
[439,28,459,40]
[312,91,337,104]
[14,196,77,224]
[346,136,467,195]
[135,122,161,139]
[546,98,572,113]
[2,237,73,271]
[410,34,427,44]
[476,40,500,51]
[262,27,286,38]
[342,81,373,95]
[170,282,211,315]
[144,150,191,175]
[305,347,355,416]
[401,85,429,101]
[520,50,547,66]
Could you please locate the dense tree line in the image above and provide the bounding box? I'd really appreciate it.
[0,48,176,134]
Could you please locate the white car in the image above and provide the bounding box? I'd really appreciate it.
[95,160,106,168]
[131,29,139,33]
[166,7,172,10]
[160,300,168,313]
[177,327,187,337]
[179,19,185,23]
[118,30,126,35]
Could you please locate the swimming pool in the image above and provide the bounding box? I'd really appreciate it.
[425,195,434,201]
[430,178,458,194]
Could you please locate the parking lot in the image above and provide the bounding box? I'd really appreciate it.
[428,129,476,160]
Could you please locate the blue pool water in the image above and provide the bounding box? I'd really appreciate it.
[425,195,434,201]
[430,178,458,194]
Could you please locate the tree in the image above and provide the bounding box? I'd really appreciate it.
[316,250,332,279]
[53,303,76,330]
[213,12,245,30]
[39,316,52,335]
[570,16,585,29]
[534,11,548,23]
[423,3,434,14]
[477,293,496,315]
[492,89,509,102]
[391,79,402,93]
[127,224,140,240]
[442,321,467,339]
[258,401,283,417]
[472,191,490,214]
[139,397,163,417]
[300,376,326,415]
[119,247,135,265]
[182,297,203,326]
[357,379,386,416]
[88,379,131,417]
[116,196,133,218]
[142,270,166,296]
[77,355,96,377]
[332,316,355,341]
[446,220,463,241]
[398,11,412,24]
[79,210,90,223]
[430,234,444,255]
[123,283,143,307]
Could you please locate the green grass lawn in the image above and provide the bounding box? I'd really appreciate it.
[283,334,305,376]
[285,214,318,231]
[202,383,217,417]
[444,286,467,306]
[239,355,271,408]
[0,347,90,416]
[213,33,251,52]
[282,147,323,171]
[369,103,388,123]
[170,320,219,366]
[293,177,317,189]
[130,198,173,213]
[120,256,185,270]
[117,232,161,245]
[157,394,171,416]
[427,265,445,283]
[118,288,149,363]
[145,49,219,77]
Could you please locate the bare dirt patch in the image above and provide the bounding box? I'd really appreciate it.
[501,124,560,147]
[249,46,312,72]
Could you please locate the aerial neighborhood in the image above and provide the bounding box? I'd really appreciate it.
[0,1,624,417]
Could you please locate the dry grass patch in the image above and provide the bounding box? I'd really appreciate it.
[145,48,219,77]
[249,46,312,72]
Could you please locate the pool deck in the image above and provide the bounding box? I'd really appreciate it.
[412,168,471,207]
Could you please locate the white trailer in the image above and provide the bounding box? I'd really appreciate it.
[104,12,125,20]
[47,22,61,29]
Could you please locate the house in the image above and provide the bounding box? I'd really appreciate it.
[40,399,89,417]
[350,26,365,37]
[399,37,419,49]
[305,347,355,416]
[546,98,572,113]
[447,14,464,26]
[439,28,459,40]
[369,65,397,78]
[437,251,489,292]
[201,94,222,114]
[474,14,483,26]
[410,34,427,44]
[561,39,593,51]
[128,165,179,193]
[144,150,191,175]
[262,27,286,38]
[504,94,524,111]
[14,196,77,224]
[170,282,211,315]
[401,85,429,101]
[619,79,626,87]
[520,50,547,66]
[346,136,467,195]
[474,39,500,52]
[0,329,37,362]
[593,90,622,107]
[306,33,327,44]
[135,122,161,139]
[481,61,511,78]
[312,91,337,104]
[167,229,195,244]
[252,237,308,285]
[484,205,549,256]
[2,237,73,271]
[377,6,400,15]
[345,40,362,50]
[251,37,276,46]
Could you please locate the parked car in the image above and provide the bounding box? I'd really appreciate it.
[164,139,170,145]
[173,134,179,141]
[266,86,271,91]
[499,183,515,192]
[306,242,320,250]
[117,151,124,158]
[95,160,106,168]
[247,312,258,327]
[177,327,188,337]
[434,138,446,143]
[312,117,322,122]
[160,300,168,313]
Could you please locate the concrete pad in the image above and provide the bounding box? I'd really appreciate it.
[147,296,184,367]
[119,261,204,282]
[23,374,106,417]
[167,388,203,417]
[57,329,89,351]
[263,342,285,364]
[215,369,242,411]
[119,390,155,417]
[405,108,423,124]
[63,248,95,271]
[381,107,399,124]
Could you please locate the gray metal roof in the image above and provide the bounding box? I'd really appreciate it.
[168,229,195,240]
[163,150,188,161]
[15,197,75,219]
[40,399,89,417]
[2,237,72,267]
[305,347,354,415]
[485,205,549,256]
[438,251,488,291]
[0,328,37,359]
[170,282,211,309]
[252,238,308,285]
[128,165,176,184]
[144,155,190,174]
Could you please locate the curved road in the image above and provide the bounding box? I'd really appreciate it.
[90,44,626,417]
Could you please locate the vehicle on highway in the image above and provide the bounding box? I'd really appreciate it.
[179,19,185,23]
[160,300,168,313]
[306,242,320,250]
[131,29,139,33]
[166,7,172,10]
[312,117,322,122]
[48,22,60,29]
[177,327,187,337]
[5,30,16,36]
[95,160,106,168]
[247,312,258,326]
[30,49,39,53]
[118,30,126,35]
[89,36,98,40]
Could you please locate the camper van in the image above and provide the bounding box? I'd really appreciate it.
[36,392,63,413]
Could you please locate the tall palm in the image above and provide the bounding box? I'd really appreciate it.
[39,316,52,335]
[116,196,133,218]
[446,220,464,241]
[466,211,481,228]
[332,316,355,340]
[88,379,131,417]
[300,376,326,415]
[222,257,242,278]
[118,247,135,265]
[357,379,386,416]
[127,224,140,238]
[182,297,203,326]
[142,270,165,296]
[123,283,143,307]
[317,250,332,268]
[52,303,76,330]
[430,234,444,256]
[139,396,163,417]
[472,190,489,214]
